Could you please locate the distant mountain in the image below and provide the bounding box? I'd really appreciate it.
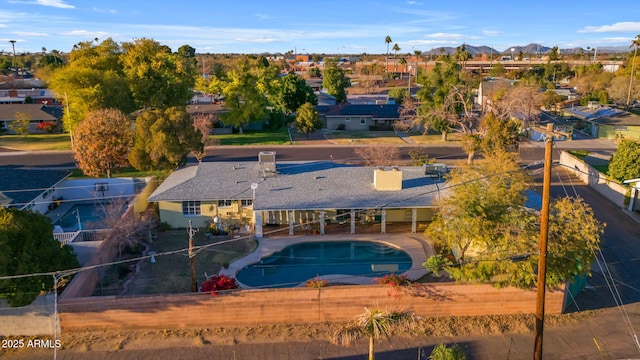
[422,43,629,56]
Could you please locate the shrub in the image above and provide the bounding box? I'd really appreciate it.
[200,275,239,294]
[36,121,56,133]
[429,343,466,360]
[375,273,410,286]
[423,254,453,275]
[306,276,328,288]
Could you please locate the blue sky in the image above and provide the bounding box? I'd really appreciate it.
[1,0,640,55]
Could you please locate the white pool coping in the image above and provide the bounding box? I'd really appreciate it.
[219,234,433,289]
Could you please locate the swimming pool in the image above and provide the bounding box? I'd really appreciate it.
[54,203,108,231]
[235,241,412,288]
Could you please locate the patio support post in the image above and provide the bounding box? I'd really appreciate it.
[254,211,263,238]
[320,210,325,235]
[381,209,387,234]
[288,210,294,236]
[411,208,417,233]
[350,209,356,234]
[629,187,637,211]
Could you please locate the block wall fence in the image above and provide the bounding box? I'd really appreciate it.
[58,284,566,332]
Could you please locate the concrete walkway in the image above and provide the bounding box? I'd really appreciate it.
[220,234,432,288]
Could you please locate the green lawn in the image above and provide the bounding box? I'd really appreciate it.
[0,134,72,151]
[211,128,291,145]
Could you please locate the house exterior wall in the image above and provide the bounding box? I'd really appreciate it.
[325,116,371,130]
[158,200,254,229]
[595,124,640,141]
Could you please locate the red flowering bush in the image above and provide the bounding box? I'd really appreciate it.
[375,273,410,286]
[200,275,238,294]
[36,122,56,133]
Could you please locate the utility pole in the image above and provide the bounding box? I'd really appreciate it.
[534,137,553,360]
[188,220,198,292]
[9,40,16,71]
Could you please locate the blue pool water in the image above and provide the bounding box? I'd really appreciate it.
[54,203,106,231]
[236,241,412,288]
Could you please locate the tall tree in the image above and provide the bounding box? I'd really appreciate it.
[209,56,273,133]
[0,208,79,307]
[322,59,351,103]
[332,307,417,360]
[293,102,322,138]
[73,108,133,178]
[121,38,198,110]
[47,38,135,134]
[269,72,317,116]
[384,36,392,77]
[608,139,640,182]
[627,34,640,108]
[392,43,400,72]
[129,107,203,171]
[426,151,603,288]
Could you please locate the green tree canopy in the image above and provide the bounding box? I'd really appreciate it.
[121,38,198,109]
[293,102,322,138]
[0,208,79,307]
[426,151,603,288]
[129,107,203,171]
[609,139,640,182]
[9,112,31,136]
[269,72,317,115]
[73,108,133,178]
[322,59,351,103]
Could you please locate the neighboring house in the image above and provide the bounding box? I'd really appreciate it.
[316,93,336,106]
[0,168,70,213]
[319,103,400,130]
[305,79,323,93]
[624,178,640,211]
[476,77,517,113]
[0,104,62,134]
[147,152,443,237]
[566,106,640,140]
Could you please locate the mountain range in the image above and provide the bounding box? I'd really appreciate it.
[423,43,631,56]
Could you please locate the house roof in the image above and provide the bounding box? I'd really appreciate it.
[0,104,59,122]
[321,104,400,119]
[0,168,71,208]
[588,111,640,127]
[148,161,443,210]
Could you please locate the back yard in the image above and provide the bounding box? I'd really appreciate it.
[93,230,258,296]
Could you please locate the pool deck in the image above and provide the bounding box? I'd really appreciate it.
[220,234,434,288]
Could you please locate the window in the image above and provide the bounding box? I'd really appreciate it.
[241,199,253,206]
[360,117,366,125]
[344,117,351,122]
[182,201,201,215]
[217,199,232,207]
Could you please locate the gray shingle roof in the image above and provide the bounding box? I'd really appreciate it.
[148,161,442,210]
[0,168,70,207]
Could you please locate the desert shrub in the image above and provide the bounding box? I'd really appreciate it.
[429,343,466,360]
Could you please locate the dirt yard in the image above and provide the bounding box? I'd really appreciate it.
[94,230,258,296]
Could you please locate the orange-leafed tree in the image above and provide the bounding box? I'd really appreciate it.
[73,108,133,178]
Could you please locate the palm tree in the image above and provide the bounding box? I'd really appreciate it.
[626,34,640,108]
[399,57,407,79]
[392,43,401,72]
[332,307,418,360]
[385,36,392,77]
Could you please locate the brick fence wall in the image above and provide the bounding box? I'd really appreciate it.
[58,284,566,331]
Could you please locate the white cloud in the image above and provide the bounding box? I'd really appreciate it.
[60,30,115,38]
[255,13,274,21]
[483,30,502,36]
[37,0,73,8]
[424,32,479,40]
[579,22,640,33]
[91,7,117,14]
[0,24,7,28]
[12,31,49,37]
